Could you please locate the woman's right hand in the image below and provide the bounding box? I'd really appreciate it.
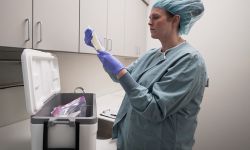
[84,28,94,47]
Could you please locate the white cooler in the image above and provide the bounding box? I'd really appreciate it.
[21,49,97,150]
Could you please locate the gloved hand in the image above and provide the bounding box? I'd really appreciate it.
[84,28,124,75]
[97,50,124,75]
[84,28,94,47]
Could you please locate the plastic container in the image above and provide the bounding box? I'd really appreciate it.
[21,49,97,150]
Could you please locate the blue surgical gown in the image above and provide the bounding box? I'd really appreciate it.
[107,42,207,150]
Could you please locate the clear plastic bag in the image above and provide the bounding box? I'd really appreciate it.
[51,96,87,117]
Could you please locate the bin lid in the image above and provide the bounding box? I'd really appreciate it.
[21,49,61,115]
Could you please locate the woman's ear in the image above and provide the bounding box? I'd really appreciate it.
[173,15,181,27]
[173,15,180,28]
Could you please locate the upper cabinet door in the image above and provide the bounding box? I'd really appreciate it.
[80,0,108,54]
[107,0,125,56]
[124,0,147,57]
[0,0,32,48]
[33,0,79,52]
[135,0,147,56]
[124,0,139,57]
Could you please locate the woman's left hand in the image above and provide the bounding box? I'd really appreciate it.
[97,50,125,75]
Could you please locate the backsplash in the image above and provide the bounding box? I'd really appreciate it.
[0,47,23,89]
[0,47,28,127]
[0,60,23,89]
[0,86,29,127]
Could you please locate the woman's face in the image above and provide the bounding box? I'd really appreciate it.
[148,8,175,39]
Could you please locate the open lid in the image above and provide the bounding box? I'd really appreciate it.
[21,49,61,115]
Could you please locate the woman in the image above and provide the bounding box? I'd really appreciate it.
[85,0,207,149]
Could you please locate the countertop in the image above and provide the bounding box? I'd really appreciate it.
[0,90,125,150]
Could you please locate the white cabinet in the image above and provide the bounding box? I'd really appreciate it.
[80,0,108,54]
[106,0,125,56]
[80,0,146,57]
[0,0,32,48]
[124,0,147,57]
[0,0,79,52]
[33,0,79,52]
[80,0,124,56]
[0,0,146,56]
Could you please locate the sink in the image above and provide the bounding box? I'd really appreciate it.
[97,118,114,139]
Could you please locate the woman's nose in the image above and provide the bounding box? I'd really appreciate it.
[148,20,152,26]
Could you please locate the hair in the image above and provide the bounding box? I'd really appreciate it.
[153,0,204,34]
[165,10,181,32]
[165,10,175,18]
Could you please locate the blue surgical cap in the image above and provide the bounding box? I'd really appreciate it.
[153,0,204,35]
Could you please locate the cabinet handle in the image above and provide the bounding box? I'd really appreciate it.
[37,21,42,43]
[104,37,108,50]
[110,39,112,51]
[107,39,112,51]
[25,18,30,42]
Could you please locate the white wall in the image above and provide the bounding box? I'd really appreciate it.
[147,0,250,150]
[53,52,132,96]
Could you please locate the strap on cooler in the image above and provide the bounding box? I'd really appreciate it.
[43,121,80,150]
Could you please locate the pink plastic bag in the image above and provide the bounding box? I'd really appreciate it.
[51,96,86,117]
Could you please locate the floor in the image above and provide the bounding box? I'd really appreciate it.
[0,119,116,150]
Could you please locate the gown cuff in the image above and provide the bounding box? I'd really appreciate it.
[118,72,139,94]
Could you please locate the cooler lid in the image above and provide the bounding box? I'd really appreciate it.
[21,49,61,115]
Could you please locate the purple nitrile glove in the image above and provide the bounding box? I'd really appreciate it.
[84,28,94,47]
[97,50,124,75]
